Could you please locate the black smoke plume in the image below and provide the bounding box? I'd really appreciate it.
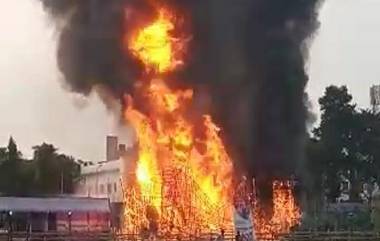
[39,0,150,106]
[39,0,323,198]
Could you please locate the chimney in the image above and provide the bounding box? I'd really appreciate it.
[106,136,118,161]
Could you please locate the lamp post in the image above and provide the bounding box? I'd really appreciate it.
[7,211,12,241]
[67,211,72,233]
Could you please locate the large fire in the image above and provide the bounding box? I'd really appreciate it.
[253,181,301,239]
[128,9,185,73]
[122,5,301,239]
[123,7,233,235]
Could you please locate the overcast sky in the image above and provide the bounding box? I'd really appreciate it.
[0,0,380,162]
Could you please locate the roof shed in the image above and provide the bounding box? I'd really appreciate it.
[0,196,110,213]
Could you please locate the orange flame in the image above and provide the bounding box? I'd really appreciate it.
[123,6,233,235]
[128,9,185,73]
[253,181,301,239]
[122,5,301,238]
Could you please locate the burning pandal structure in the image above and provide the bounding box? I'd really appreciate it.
[253,181,301,239]
[119,4,301,240]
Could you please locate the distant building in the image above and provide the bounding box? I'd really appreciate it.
[77,160,124,202]
[75,136,136,230]
[370,85,380,113]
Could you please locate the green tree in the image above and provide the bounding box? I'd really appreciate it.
[33,143,60,194]
[0,147,7,161]
[310,85,380,201]
[57,154,80,193]
[0,138,81,196]
[33,143,80,194]
[305,137,329,212]
[312,86,360,200]
[7,137,20,161]
[0,147,7,194]
[314,86,357,161]
[0,137,23,195]
[354,110,380,179]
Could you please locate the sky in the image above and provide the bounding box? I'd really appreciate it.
[308,0,380,111]
[0,0,380,162]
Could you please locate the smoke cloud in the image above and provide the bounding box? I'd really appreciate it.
[170,0,323,198]
[39,0,323,195]
[40,0,146,106]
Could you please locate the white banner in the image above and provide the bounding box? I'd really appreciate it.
[233,202,255,241]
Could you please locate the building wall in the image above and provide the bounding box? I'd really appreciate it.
[75,139,137,230]
[76,141,137,204]
[57,212,110,232]
[75,159,126,230]
[76,160,124,203]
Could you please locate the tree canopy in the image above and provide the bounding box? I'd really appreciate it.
[308,85,380,202]
[0,137,80,196]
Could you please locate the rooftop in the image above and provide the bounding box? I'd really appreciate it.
[0,196,110,213]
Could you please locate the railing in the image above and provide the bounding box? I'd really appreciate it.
[281,231,380,241]
[0,231,112,241]
[1,231,380,241]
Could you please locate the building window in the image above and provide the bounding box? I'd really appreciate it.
[107,183,112,194]
[114,183,117,193]
[100,184,104,194]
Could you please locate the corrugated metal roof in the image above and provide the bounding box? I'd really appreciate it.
[0,197,110,213]
[81,159,121,175]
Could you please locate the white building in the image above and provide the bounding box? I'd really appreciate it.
[75,136,136,229]
[77,159,124,203]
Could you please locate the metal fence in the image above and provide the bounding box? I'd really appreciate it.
[2,231,380,241]
[281,231,380,241]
